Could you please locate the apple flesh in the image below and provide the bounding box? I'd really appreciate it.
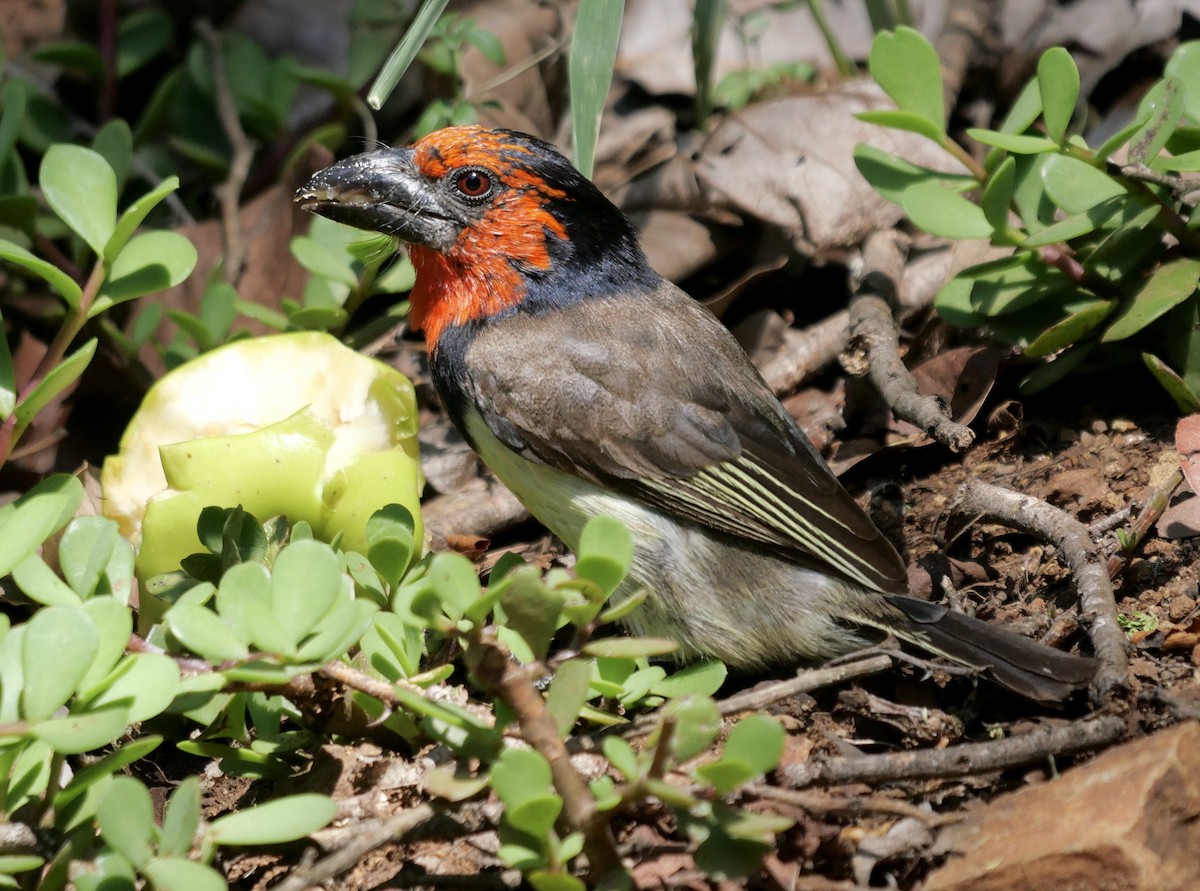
[101,332,423,607]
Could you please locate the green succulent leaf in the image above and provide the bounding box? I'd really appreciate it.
[97,776,157,868]
[545,656,594,737]
[661,695,722,763]
[366,503,417,589]
[428,551,483,623]
[867,27,944,133]
[651,660,727,698]
[158,776,202,859]
[271,538,346,646]
[207,793,338,844]
[966,129,1059,155]
[1102,258,1200,342]
[1019,343,1095,395]
[980,155,1017,233]
[84,652,180,723]
[723,714,785,776]
[103,175,181,265]
[853,144,977,205]
[901,181,993,240]
[574,514,633,599]
[527,869,586,891]
[1165,40,1200,122]
[92,230,198,316]
[1040,155,1126,214]
[491,746,553,810]
[1020,199,1124,247]
[497,567,563,661]
[1024,300,1116,358]
[601,734,642,781]
[13,338,97,439]
[53,735,163,810]
[30,703,132,754]
[856,109,944,142]
[294,598,378,663]
[40,144,117,256]
[141,858,226,891]
[1131,77,1185,166]
[0,474,83,577]
[76,596,134,694]
[1143,352,1200,412]
[1036,47,1080,143]
[583,637,679,659]
[0,238,83,310]
[507,795,563,838]
[21,605,97,721]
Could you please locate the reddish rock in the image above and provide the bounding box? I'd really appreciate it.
[927,722,1200,891]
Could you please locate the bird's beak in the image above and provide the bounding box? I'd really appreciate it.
[295,148,464,252]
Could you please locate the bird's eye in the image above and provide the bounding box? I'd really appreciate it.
[454,170,492,199]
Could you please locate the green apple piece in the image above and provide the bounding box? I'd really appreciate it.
[101,331,423,596]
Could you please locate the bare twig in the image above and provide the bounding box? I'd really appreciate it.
[784,715,1125,787]
[467,633,621,881]
[716,655,895,716]
[270,803,438,891]
[197,20,256,284]
[935,0,991,116]
[950,480,1129,700]
[746,784,957,827]
[1106,468,1183,578]
[760,310,850,395]
[845,231,975,452]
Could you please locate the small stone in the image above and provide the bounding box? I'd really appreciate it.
[927,723,1200,891]
[1089,420,1108,434]
[1168,594,1196,623]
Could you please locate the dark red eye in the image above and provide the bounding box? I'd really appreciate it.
[455,170,492,198]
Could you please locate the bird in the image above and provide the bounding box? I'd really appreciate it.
[296,125,1096,702]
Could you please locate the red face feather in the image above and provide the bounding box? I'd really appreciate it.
[406,126,570,349]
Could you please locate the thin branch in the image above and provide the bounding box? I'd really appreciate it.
[745,783,956,826]
[759,309,850,395]
[466,632,622,881]
[845,231,975,452]
[949,480,1129,700]
[270,803,438,891]
[784,715,1125,787]
[1106,468,1183,578]
[716,655,894,716]
[197,20,256,284]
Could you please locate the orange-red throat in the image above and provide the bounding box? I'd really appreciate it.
[406,126,570,350]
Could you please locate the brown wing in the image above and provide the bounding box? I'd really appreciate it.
[461,281,907,592]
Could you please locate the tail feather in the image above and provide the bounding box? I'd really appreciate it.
[878,595,1097,703]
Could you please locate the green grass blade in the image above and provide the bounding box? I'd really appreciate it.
[367,0,451,111]
[569,0,625,178]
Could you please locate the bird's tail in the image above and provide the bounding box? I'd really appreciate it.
[877,595,1097,702]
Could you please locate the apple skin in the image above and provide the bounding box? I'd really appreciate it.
[101,332,423,620]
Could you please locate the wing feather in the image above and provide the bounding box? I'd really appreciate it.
[458,283,908,592]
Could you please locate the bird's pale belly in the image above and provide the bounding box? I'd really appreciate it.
[462,411,877,669]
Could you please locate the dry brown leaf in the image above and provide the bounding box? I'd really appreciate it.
[617,0,948,95]
[1157,494,1200,540]
[694,84,969,251]
[460,0,564,137]
[1175,414,1200,495]
[0,0,64,59]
